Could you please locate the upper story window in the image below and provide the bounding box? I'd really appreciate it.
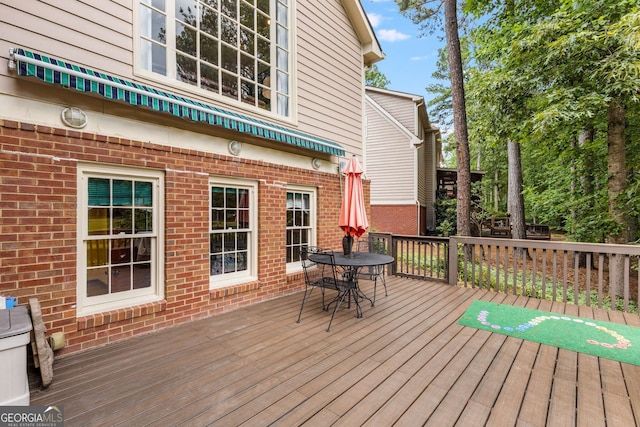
[137,0,291,116]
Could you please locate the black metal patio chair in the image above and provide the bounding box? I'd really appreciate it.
[356,237,387,305]
[296,246,361,332]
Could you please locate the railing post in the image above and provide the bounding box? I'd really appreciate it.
[391,235,397,275]
[448,236,458,285]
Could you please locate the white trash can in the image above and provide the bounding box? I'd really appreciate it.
[0,306,33,406]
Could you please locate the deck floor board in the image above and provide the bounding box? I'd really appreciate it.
[28,277,640,426]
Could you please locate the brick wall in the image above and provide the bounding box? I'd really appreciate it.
[0,120,362,355]
[371,204,418,235]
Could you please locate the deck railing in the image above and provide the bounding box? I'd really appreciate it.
[370,233,640,313]
[369,233,450,282]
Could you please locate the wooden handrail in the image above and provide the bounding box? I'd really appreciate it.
[372,233,640,313]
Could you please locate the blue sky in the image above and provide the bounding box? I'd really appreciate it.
[361,0,445,107]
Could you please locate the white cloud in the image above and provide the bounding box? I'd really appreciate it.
[377,29,411,42]
[410,55,431,61]
[367,12,383,28]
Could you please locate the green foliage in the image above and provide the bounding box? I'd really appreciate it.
[365,64,391,89]
[434,197,457,236]
[464,0,640,243]
[526,288,639,314]
[372,239,388,255]
[397,252,448,275]
[436,219,455,237]
[395,0,442,34]
[397,0,640,243]
[426,39,472,130]
[462,260,638,313]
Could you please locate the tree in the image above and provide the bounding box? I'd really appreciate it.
[468,0,640,296]
[425,46,453,129]
[517,1,639,296]
[365,65,391,89]
[507,140,526,240]
[444,0,472,237]
[398,0,472,237]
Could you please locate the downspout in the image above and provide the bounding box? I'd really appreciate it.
[414,99,424,132]
[415,98,424,236]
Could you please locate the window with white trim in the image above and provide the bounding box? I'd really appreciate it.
[78,165,164,315]
[137,0,291,116]
[286,186,316,272]
[209,178,258,287]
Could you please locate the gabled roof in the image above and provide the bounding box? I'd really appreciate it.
[365,86,435,135]
[365,94,422,146]
[342,0,385,67]
[365,86,443,164]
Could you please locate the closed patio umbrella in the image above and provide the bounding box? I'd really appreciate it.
[339,155,368,255]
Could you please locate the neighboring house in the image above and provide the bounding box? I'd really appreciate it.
[0,1,383,354]
[364,87,441,235]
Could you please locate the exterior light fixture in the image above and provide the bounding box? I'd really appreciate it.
[339,160,347,173]
[311,158,321,170]
[60,107,88,129]
[228,140,242,156]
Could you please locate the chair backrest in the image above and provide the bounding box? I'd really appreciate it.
[301,246,328,269]
[358,237,386,254]
[356,237,386,277]
[300,246,349,289]
[357,238,372,253]
[301,246,331,285]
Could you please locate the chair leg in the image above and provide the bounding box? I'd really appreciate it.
[372,270,387,306]
[352,288,363,318]
[326,292,344,332]
[326,288,362,332]
[296,287,314,323]
[381,273,387,296]
[372,276,377,307]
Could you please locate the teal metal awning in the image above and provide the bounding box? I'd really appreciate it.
[10,48,344,157]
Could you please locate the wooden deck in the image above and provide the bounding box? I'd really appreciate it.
[29,277,640,426]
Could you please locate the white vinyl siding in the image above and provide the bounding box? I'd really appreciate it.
[417,144,427,204]
[367,91,417,135]
[365,101,416,203]
[366,87,440,230]
[2,0,367,152]
[424,132,438,229]
[0,1,133,78]
[295,1,364,155]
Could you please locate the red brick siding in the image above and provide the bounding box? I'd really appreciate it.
[371,204,418,235]
[0,120,358,355]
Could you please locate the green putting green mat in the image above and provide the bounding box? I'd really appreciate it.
[458,300,640,366]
